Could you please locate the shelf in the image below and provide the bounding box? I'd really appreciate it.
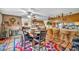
[49,27,79,32]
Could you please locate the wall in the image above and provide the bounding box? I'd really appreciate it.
[49,13,79,23]
[0,13,2,26]
[63,13,79,22]
[2,14,22,29]
[22,17,31,27]
[0,13,2,33]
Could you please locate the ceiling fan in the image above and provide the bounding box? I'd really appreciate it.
[19,8,47,18]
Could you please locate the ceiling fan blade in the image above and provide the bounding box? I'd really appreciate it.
[31,8,41,11]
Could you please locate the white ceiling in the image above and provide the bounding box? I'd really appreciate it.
[0,8,79,18]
